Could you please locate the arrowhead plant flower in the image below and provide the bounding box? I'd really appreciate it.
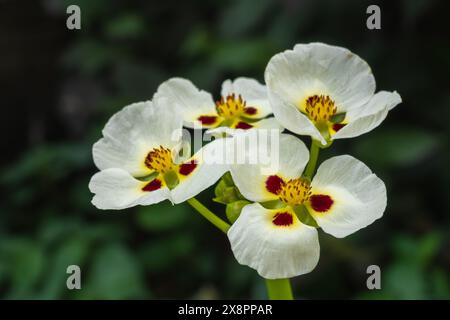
[227,133,387,279]
[89,97,228,209]
[154,77,282,136]
[265,42,402,146]
[88,41,400,300]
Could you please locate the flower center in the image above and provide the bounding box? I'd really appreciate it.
[278,178,311,206]
[305,95,337,123]
[216,94,246,119]
[144,146,174,174]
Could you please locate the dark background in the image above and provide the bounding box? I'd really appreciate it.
[0,0,449,299]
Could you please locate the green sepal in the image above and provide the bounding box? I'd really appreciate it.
[260,199,286,209]
[226,200,251,224]
[330,112,346,124]
[219,118,234,127]
[312,137,333,149]
[136,171,159,182]
[293,205,319,228]
[239,115,260,123]
[163,170,179,190]
[222,172,235,187]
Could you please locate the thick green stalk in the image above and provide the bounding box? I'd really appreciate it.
[187,197,230,233]
[303,139,320,180]
[265,278,294,300]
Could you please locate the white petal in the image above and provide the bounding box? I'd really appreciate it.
[93,100,183,176]
[253,117,284,131]
[308,155,387,238]
[221,77,272,118]
[265,43,375,113]
[171,138,230,203]
[227,203,320,279]
[89,168,170,210]
[268,90,326,145]
[155,77,218,128]
[332,91,402,140]
[230,133,309,202]
[204,117,284,138]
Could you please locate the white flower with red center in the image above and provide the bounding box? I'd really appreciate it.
[265,42,402,145]
[227,133,387,279]
[89,97,228,210]
[154,77,283,135]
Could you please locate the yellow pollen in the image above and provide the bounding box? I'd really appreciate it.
[279,178,312,206]
[144,146,174,174]
[305,95,337,123]
[216,94,246,119]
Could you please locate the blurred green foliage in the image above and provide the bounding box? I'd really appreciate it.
[0,0,449,299]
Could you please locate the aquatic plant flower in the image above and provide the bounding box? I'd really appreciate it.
[265,43,401,145]
[154,77,283,135]
[89,97,228,209]
[228,133,387,278]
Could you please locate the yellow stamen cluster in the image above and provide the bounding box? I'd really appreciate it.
[144,146,174,174]
[216,94,246,119]
[279,178,312,206]
[305,95,337,123]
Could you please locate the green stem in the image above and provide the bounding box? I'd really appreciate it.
[187,197,230,233]
[265,278,294,300]
[303,139,320,180]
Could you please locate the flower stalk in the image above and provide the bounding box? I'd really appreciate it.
[303,139,320,180]
[187,197,230,233]
[265,278,294,300]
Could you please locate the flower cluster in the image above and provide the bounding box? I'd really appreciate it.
[89,43,401,281]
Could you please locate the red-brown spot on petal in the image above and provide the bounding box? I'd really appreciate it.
[332,123,346,132]
[142,179,162,192]
[235,121,253,130]
[198,115,217,125]
[179,160,198,176]
[244,107,257,115]
[310,194,334,212]
[272,212,293,226]
[265,175,284,195]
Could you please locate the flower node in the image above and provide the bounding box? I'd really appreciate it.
[145,146,174,173]
[305,95,337,123]
[279,178,311,206]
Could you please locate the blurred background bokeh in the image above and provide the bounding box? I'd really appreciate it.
[0,0,449,299]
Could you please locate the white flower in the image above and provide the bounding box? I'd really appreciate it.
[265,43,402,145]
[154,77,283,135]
[89,97,229,210]
[228,133,387,279]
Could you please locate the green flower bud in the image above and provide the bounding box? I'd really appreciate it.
[214,179,228,198]
[226,200,251,224]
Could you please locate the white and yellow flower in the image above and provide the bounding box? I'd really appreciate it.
[265,43,401,145]
[228,133,387,279]
[89,97,228,210]
[154,77,283,135]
